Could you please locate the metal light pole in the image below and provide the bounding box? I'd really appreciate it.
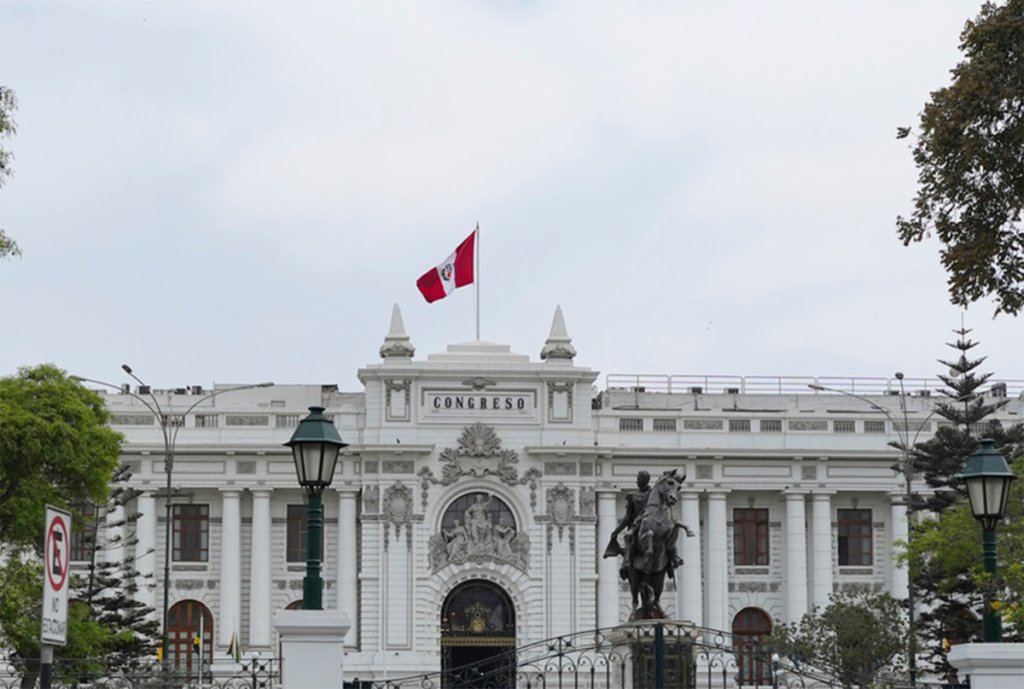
[808,374,938,687]
[74,371,273,667]
[958,438,1016,643]
[284,406,348,610]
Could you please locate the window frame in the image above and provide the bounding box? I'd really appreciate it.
[172,504,209,562]
[837,508,873,566]
[733,508,770,566]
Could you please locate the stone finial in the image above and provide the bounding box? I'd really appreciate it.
[540,305,576,361]
[379,304,415,359]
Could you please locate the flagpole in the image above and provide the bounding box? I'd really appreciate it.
[475,223,480,341]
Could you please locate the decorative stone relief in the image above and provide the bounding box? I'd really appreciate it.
[384,379,412,422]
[547,382,574,423]
[206,580,218,589]
[801,465,817,480]
[225,415,270,426]
[382,460,415,474]
[580,487,595,517]
[683,419,724,431]
[462,377,497,391]
[237,461,257,474]
[112,415,154,426]
[580,463,594,476]
[175,579,204,590]
[383,483,415,550]
[363,485,380,514]
[123,461,141,475]
[418,422,541,510]
[788,420,828,432]
[539,483,577,548]
[545,462,576,476]
[427,496,530,574]
[696,465,713,480]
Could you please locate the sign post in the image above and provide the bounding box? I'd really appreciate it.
[41,505,72,689]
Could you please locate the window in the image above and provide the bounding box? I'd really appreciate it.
[729,419,751,433]
[287,504,309,562]
[760,419,782,433]
[173,504,209,562]
[833,420,855,434]
[619,418,643,432]
[838,508,872,566]
[70,504,97,562]
[733,509,769,566]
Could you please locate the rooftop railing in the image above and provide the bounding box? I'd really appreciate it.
[605,374,1024,398]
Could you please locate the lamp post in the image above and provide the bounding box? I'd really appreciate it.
[808,375,939,687]
[958,438,1016,643]
[74,371,273,667]
[284,406,348,610]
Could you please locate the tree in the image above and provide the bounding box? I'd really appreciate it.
[900,328,1024,676]
[0,364,122,548]
[0,365,136,684]
[766,591,908,689]
[0,84,19,260]
[896,0,1024,316]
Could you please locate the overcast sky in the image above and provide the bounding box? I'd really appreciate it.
[1,1,1021,392]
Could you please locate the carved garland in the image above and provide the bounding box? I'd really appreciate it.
[418,423,541,511]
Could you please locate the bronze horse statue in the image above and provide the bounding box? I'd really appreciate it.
[617,469,693,620]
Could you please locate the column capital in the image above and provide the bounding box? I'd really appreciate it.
[219,487,243,496]
[250,488,273,498]
[811,490,836,500]
[705,489,731,499]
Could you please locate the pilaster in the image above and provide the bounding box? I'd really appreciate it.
[706,491,729,631]
[785,490,809,622]
[249,489,272,649]
[219,489,242,647]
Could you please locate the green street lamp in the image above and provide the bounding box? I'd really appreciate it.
[958,438,1017,643]
[284,406,348,611]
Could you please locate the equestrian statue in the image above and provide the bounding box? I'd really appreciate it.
[603,469,694,620]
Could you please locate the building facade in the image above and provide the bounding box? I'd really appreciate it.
[83,306,1022,682]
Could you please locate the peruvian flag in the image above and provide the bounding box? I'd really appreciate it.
[416,230,476,303]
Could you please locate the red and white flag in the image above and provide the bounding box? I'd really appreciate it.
[416,230,476,303]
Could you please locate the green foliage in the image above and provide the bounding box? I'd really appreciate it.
[0,83,19,259]
[898,328,1024,676]
[901,456,1024,671]
[0,364,123,549]
[896,0,1024,316]
[766,591,908,689]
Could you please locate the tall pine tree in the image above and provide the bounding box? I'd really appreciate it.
[905,327,1024,676]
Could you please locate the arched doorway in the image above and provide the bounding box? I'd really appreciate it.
[732,607,773,686]
[168,600,213,677]
[441,580,516,688]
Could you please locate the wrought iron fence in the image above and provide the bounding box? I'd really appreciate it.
[0,656,277,689]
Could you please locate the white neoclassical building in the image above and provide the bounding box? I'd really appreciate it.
[82,305,1022,683]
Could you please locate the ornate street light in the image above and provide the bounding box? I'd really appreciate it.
[284,406,348,611]
[958,438,1017,643]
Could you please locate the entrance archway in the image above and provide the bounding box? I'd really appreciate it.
[441,580,516,688]
[168,600,213,677]
[732,607,773,686]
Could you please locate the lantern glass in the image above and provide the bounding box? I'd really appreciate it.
[965,474,1011,521]
[284,406,347,494]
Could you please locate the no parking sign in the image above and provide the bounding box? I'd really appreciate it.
[41,505,72,646]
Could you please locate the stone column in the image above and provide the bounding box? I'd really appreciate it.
[785,491,809,623]
[811,492,834,610]
[219,489,242,647]
[706,491,729,631]
[337,489,359,645]
[248,490,272,649]
[890,492,909,600]
[597,489,620,628]
[135,492,158,616]
[679,490,703,625]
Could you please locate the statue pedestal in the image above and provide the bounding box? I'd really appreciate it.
[606,620,697,689]
[273,610,350,688]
